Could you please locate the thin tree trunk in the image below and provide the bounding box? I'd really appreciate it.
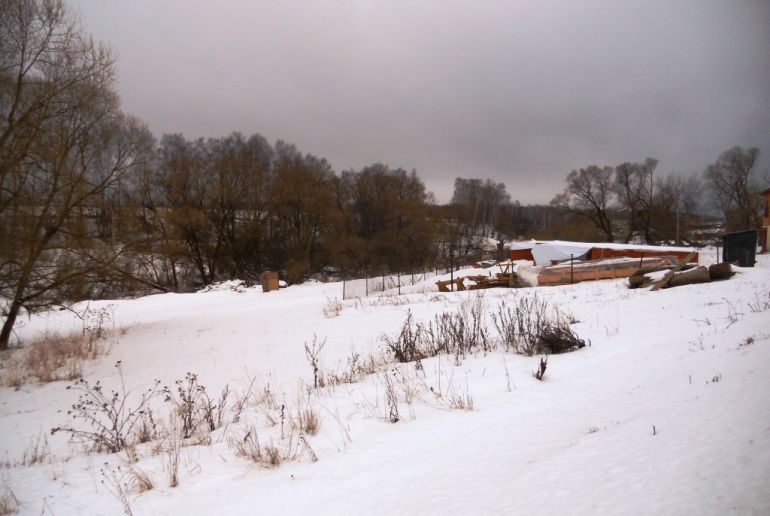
[0,298,22,350]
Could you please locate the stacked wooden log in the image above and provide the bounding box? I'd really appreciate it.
[628,260,734,290]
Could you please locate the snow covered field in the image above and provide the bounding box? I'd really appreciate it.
[1,252,769,515]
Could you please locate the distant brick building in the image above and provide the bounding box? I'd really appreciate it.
[762,188,770,253]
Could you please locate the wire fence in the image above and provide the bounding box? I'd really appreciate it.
[342,269,450,299]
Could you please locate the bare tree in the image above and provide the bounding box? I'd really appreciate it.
[148,132,272,287]
[552,166,616,242]
[0,0,149,349]
[266,141,334,282]
[651,172,703,244]
[612,158,657,243]
[704,146,761,231]
[451,178,511,239]
[330,164,434,275]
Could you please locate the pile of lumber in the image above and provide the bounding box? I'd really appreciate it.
[535,256,679,286]
[466,272,517,289]
[436,272,517,292]
[628,260,734,290]
[436,277,467,292]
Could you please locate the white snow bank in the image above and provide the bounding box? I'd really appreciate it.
[0,254,768,515]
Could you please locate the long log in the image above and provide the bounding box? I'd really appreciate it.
[668,265,711,287]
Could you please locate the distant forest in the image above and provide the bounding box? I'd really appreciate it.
[0,0,766,348]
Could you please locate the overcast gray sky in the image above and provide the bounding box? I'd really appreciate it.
[70,0,770,203]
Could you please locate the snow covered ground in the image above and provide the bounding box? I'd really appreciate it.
[1,252,769,515]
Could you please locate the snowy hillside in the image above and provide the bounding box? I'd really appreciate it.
[1,254,769,515]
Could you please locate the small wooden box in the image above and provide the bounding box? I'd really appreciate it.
[260,271,279,292]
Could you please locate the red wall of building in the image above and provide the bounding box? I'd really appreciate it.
[588,247,698,263]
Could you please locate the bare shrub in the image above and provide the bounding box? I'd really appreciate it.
[491,295,548,355]
[428,296,488,361]
[201,384,229,433]
[724,299,744,328]
[229,425,263,463]
[51,362,163,453]
[459,294,489,354]
[126,467,154,494]
[163,373,228,438]
[433,366,474,411]
[26,334,87,382]
[21,433,51,466]
[228,425,292,468]
[264,442,282,467]
[537,324,587,354]
[392,368,420,410]
[324,352,383,386]
[0,359,25,389]
[2,331,107,386]
[322,297,343,317]
[747,291,770,313]
[382,310,426,363]
[298,406,320,436]
[123,444,138,465]
[304,335,327,389]
[491,300,518,353]
[384,373,400,423]
[383,296,490,365]
[164,373,203,439]
[231,377,257,424]
[164,416,183,488]
[134,410,159,444]
[298,434,318,463]
[252,379,280,411]
[0,486,19,515]
[533,356,548,381]
[81,305,114,342]
[4,305,115,387]
[278,425,298,463]
[0,433,52,468]
[100,463,135,516]
[492,294,586,356]
[448,389,474,411]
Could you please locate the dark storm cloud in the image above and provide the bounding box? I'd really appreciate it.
[71,0,770,203]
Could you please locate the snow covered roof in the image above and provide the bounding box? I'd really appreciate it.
[506,239,698,266]
[525,239,696,253]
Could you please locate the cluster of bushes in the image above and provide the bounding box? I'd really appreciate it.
[1,307,113,388]
[382,294,586,366]
[48,362,322,486]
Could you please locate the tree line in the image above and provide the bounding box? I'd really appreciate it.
[551,148,763,244]
[0,0,766,349]
[133,134,436,288]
